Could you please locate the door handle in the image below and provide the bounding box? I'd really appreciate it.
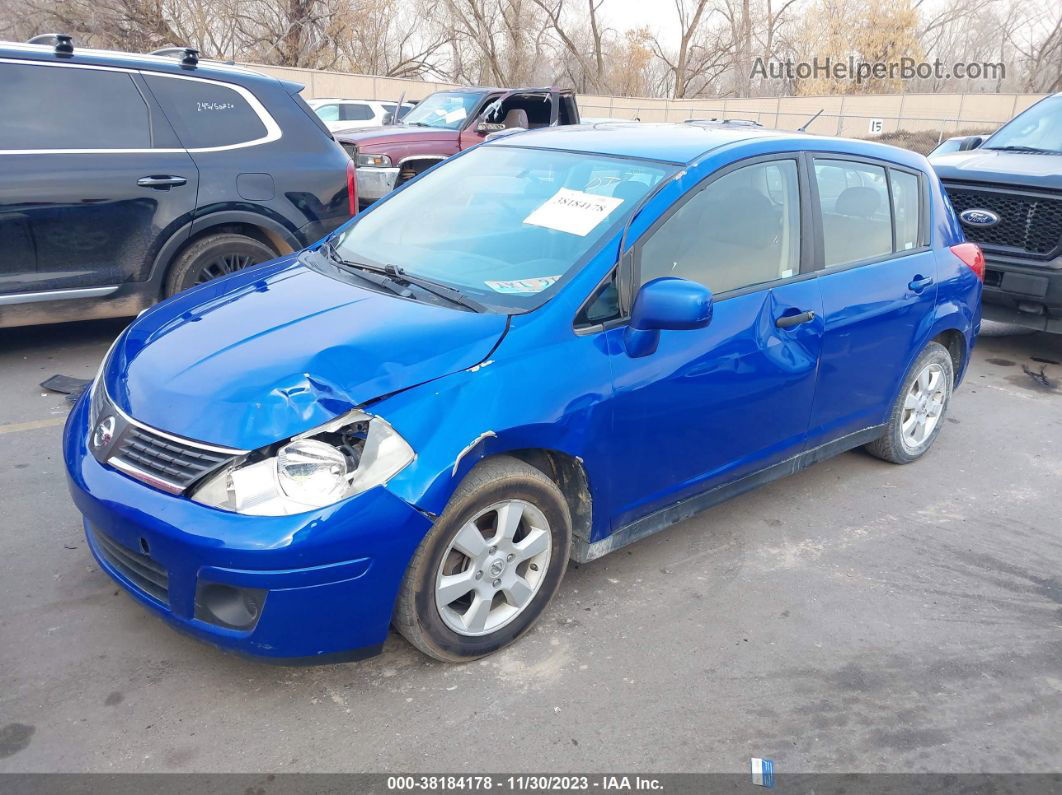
[137,175,187,189]
[775,310,816,329]
[908,275,934,293]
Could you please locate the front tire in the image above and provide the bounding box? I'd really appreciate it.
[865,341,954,464]
[394,456,572,662]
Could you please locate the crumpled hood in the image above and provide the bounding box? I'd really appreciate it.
[930,149,1062,191]
[104,256,507,450]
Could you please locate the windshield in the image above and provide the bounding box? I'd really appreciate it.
[401,92,481,130]
[332,146,676,311]
[984,95,1062,153]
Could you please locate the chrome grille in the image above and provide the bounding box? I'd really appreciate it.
[944,183,1062,259]
[90,525,169,605]
[112,424,234,492]
[90,386,243,494]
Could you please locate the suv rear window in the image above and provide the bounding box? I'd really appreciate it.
[0,63,150,150]
[342,103,374,121]
[144,74,268,149]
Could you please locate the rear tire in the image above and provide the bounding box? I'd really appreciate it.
[164,233,275,297]
[394,456,572,662]
[865,341,954,464]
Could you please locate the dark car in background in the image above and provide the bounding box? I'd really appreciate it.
[930,93,1062,332]
[0,38,355,328]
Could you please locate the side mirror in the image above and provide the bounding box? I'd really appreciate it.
[382,112,395,125]
[624,277,713,358]
[958,135,984,151]
[477,120,505,134]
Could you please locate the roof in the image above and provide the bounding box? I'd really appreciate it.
[489,121,930,168]
[0,41,277,88]
[488,122,785,164]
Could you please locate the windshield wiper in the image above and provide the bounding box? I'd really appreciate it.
[983,145,1060,154]
[319,243,413,299]
[383,265,486,313]
[323,243,484,312]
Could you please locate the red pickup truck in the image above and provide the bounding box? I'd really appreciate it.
[335,86,580,209]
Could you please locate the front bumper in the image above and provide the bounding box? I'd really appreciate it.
[63,393,433,662]
[981,255,1062,332]
[356,166,399,203]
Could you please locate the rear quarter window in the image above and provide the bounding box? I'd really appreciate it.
[144,74,269,149]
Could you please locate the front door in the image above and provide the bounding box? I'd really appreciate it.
[603,156,824,529]
[0,60,198,297]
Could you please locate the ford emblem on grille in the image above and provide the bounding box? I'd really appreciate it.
[92,415,116,450]
[959,208,1001,227]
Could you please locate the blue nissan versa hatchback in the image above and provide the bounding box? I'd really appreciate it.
[64,123,983,663]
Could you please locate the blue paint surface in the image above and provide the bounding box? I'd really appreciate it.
[65,124,980,660]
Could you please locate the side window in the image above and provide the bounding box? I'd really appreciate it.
[144,75,268,149]
[315,104,341,122]
[490,94,552,128]
[342,103,374,121]
[639,160,801,294]
[559,95,578,125]
[575,270,621,329]
[814,159,892,267]
[0,63,150,150]
[891,170,922,251]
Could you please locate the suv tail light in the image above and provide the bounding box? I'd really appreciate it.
[346,160,358,216]
[950,242,985,282]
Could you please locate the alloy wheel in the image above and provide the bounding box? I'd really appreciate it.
[901,362,946,450]
[434,499,552,637]
[194,252,256,285]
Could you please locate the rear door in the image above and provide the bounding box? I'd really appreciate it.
[806,156,937,445]
[0,59,198,297]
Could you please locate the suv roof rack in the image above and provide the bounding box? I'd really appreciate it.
[28,33,74,56]
[150,46,199,67]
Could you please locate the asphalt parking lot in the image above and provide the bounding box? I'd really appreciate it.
[0,318,1059,774]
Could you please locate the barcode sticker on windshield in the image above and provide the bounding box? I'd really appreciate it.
[523,189,624,236]
[485,276,560,294]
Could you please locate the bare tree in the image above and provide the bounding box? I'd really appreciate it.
[5,0,1060,99]
[651,0,730,98]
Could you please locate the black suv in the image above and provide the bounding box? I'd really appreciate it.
[0,38,355,328]
[930,93,1062,333]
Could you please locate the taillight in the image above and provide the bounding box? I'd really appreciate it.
[950,242,985,282]
[346,160,358,216]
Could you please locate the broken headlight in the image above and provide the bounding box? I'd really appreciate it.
[191,410,414,516]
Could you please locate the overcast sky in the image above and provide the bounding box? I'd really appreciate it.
[598,0,683,41]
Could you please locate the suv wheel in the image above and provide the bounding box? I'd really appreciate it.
[865,341,954,464]
[394,456,572,662]
[165,233,275,296]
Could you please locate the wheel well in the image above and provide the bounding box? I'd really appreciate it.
[160,222,292,297]
[505,449,592,546]
[932,329,966,374]
[397,158,444,186]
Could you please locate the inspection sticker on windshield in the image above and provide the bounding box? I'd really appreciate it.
[523,188,624,236]
[485,276,560,294]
